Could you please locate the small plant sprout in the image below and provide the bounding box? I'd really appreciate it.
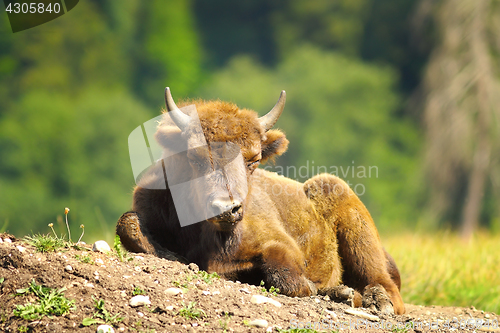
[77,224,85,243]
[64,207,72,243]
[48,223,57,238]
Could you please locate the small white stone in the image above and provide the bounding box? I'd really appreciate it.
[248,319,268,328]
[16,245,26,253]
[485,313,491,318]
[135,256,144,260]
[137,312,144,317]
[324,309,337,318]
[4,238,12,243]
[212,290,221,295]
[134,266,142,272]
[239,288,251,294]
[0,238,3,243]
[202,291,211,296]
[65,265,73,272]
[344,308,380,321]
[84,281,94,288]
[96,324,114,333]
[95,258,104,265]
[314,298,320,303]
[164,288,183,296]
[250,295,282,308]
[92,241,111,253]
[166,305,174,311]
[129,295,151,307]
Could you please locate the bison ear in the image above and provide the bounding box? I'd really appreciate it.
[155,125,185,150]
[261,129,289,163]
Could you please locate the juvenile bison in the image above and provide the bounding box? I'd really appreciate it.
[117,88,405,314]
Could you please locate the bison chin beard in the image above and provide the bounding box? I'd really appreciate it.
[207,211,244,232]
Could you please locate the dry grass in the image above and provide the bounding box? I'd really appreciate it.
[383,232,500,314]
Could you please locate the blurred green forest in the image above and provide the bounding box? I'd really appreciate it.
[0,0,498,242]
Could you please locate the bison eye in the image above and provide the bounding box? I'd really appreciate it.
[247,160,260,168]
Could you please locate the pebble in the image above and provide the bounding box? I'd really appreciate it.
[239,288,251,294]
[0,238,3,243]
[187,263,199,272]
[485,313,491,318]
[248,319,268,328]
[324,309,338,318]
[344,308,380,322]
[202,291,211,296]
[134,256,144,260]
[212,290,220,295]
[250,295,282,308]
[16,245,26,252]
[4,238,12,243]
[166,305,174,311]
[96,325,114,333]
[130,295,151,307]
[95,258,104,265]
[65,265,73,272]
[165,288,183,296]
[92,241,111,253]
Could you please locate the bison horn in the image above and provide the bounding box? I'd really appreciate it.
[259,90,286,131]
[164,87,191,131]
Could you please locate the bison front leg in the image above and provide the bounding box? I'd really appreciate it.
[304,174,405,315]
[116,211,186,263]
[260,242,317,297]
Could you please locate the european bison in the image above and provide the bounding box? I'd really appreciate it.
[117,88,405,314]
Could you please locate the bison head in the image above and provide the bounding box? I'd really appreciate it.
[151,88,289,231]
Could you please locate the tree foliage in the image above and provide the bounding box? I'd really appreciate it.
[199,46,423,230]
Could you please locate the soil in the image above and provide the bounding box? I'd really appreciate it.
[0,233,498,333]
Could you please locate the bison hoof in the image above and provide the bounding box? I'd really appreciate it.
[362,284,394,314]
[319,285,356,307]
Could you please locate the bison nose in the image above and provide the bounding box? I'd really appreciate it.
[211,200,243,219]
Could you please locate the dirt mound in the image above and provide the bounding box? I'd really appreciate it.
[0,233,498,332]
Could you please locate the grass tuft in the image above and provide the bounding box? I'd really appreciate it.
[82,296,123,326]
[13,280,75,320]
[23,234,67,253]
[197,271,220,284]
[178,301,206,320]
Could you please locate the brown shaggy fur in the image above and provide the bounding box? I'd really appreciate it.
[117,98,405,314]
